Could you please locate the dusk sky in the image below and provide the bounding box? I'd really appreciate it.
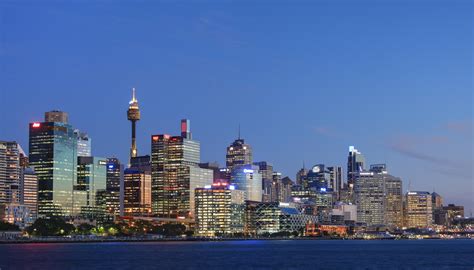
[1,1,472,213]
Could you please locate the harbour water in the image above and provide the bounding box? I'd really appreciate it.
[0,239,472,269]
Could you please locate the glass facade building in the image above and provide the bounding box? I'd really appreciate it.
[231,164,262,202]
[306,164,331,192]
[29,114,77,217]
[244,201,318,236]
[74,156,107,217]
[105,158,123,217]
[151,120,213,219]
[253,161,274,202]
[195,183,245,236]
[347,146,365,190]
[74,130,91,157]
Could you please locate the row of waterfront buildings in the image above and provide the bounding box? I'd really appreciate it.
[0,90,467,236]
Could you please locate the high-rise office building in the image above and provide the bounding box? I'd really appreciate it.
[327,166,343,199]
[127,88,140,161]
[306,164,330,192]
[347,146,365,190]
[354,171,385,226]
[21,167,38,222]
[29,111,77,217]
[74,156,107,217]
[406,191,433,228]
[271,172,281,202]
[385,175,403,228]
[45,110,69,123]
[0,141,21,204]
[151,120,213,219]
[74,130,91,157]
[105,158,123,217]
[195,183,245,236]
[231,164,262,202]
[226,138,252,171]
[278,176,294,203]
[253,161,273,202]
[123,167,151,216]
[432,192,443,209]
[295,167,308,187]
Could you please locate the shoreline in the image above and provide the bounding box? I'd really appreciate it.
[1,237,471,244]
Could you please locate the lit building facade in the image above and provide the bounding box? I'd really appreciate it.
[231,164,262,202]
[151,120,213,219]
[105,158,123,217]
[74,156,107,217]
[244,201,318,236]
[327,166,343,199]
[194,183,245,236]
[385,175,403,228]
[123,168,151,216]
[306,164,331,192]
[406,191,432,228]
[347,146,365,190]
[226,138,252,171]
[21,167,38,221]
[354,171,385,226]
[74,130,91,157]
[253,161,273,203]
[0,204,31,229]
[0,141,21,204]
[29,112,77,217]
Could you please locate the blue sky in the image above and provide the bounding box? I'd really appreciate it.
[1,1,472,214]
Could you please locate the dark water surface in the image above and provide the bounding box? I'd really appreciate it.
[0,239,472,269]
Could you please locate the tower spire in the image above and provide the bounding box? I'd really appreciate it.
[131,87,137,102]
[238,124,241,140]
[127,87,141,164]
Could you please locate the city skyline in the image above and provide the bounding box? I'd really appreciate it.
[1,1,472,214]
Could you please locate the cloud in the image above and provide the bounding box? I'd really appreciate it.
[442,121,473,136]
[388,134,471,179]
[313,126,344,139]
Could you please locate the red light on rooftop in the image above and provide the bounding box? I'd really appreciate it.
[152,136,159,141]
[32,123,41,128]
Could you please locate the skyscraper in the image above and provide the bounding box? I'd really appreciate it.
[226,138,252,171]
[385,175,403,228]
[327,166,343,199]
[231,164,262,202]
[347,146,365,189]
[29,111,77,217]
[306,164,330,192]
[0,141,21,204]
[295,166,308,187]
[253,161,273,202]
[74,156,107,217]
[406,191,433,228]
[21,167,37,222]
[105,158,123,217]
[354,171,386,226]
[74,130,91,157]
[127,88,140,161]
[151,120,213,219]
[123,167,151,216]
